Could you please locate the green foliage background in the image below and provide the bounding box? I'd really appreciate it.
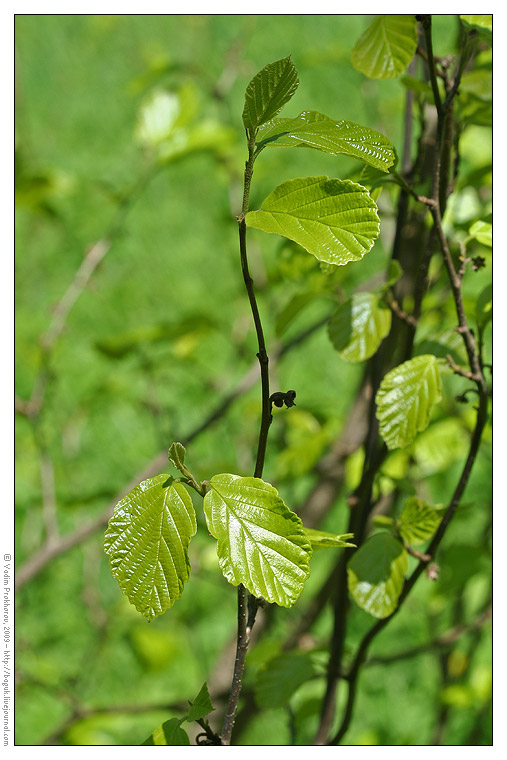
[15,15,491,745]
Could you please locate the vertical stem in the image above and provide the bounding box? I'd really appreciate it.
[221,133,271,744]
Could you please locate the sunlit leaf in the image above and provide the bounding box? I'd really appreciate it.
[255,652,317,708]
[135,90,181,146]
[104,476,197,621]
[351,15,418,80]
[375,355,442,450]
[397,497,442,546]
[243,56,299,132]
[348,533,408,618]
[303,528,355,550]
[203,474,312,607]
[257,111,395,172]
[142,718,189,746]
[460,15,492,32]
[246,176,380,267]
[328,292,391,362]
[469,219,492,247]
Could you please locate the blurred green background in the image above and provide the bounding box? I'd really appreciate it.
[15,15,491,745]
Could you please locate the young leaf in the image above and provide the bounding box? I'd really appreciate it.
[328,292,391,362]
[242,56,299,133]
[203,474,312,607]
[375,355,442,450]
[187,682,214,723]
[351,15,418,80]
[104,476,197,621]
[347,533,408,618]
[397,497,442,546]
[303,527,355,550]
[256,111,395,172]
[142,718,190,745]
[255,652,316,708]
[245,176,380,267]
[168,441,186,472]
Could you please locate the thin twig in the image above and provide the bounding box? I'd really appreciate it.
[326,19,488,745]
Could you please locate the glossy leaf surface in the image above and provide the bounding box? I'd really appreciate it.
[304,527,355,550]
[246,176,380,267]
[375,355,442,450]
[348,533,408,618]
[352,15,418,79]
[203,474,312,607]
[142,718,189,746]
[104,476,196,621]
[397,497,442,546]
[255,652,316,708]
[242,56,299,132]
[328,292,391,362]
[257,111,395,172]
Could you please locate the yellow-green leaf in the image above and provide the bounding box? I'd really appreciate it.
[104,476,196,621]
[246,176,380,267]
[375,355,442,450]
[203,474,312,607]
[351,15,418,80]
[257,111,395,172]
[242,56,299,132]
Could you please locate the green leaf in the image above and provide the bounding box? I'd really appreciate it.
[328,292,391,362]
[187,682,214,723]
[400,74,434,101]
[351,15,418,80]
[275,290,320,337]
[246,176,380,267]
[373,515,395,529]
[347,533,408,618]
[476,284,492,330]
[168,441,187,472]
[142,718,190,745]
[303,528,355,550]
[255,652,316,708]
[104,476,197,621]
[469,219,492,247]
[376,355,442,450]
[412,418,469,478]
[397,497,442,546]
[414,328,467,366]
[203,474,312,607]
[242,56,299,133]
[256,111,395,172]
[460,15,492,32]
